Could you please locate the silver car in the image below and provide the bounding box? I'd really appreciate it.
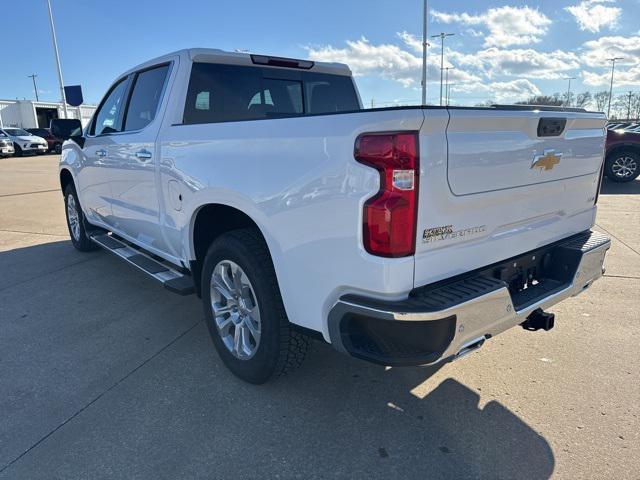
[0,128,48,156]
[0,131,15,158]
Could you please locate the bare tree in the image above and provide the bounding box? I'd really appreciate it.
[593,91,610,112]
[632,93,640,120]
[515,93,563,106]
[575,92,592,109]
[610,94,631,120]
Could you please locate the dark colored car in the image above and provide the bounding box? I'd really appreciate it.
[605,127,640,183]
[25,128,64,154]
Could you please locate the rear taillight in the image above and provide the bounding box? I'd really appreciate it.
[354,132,419,258]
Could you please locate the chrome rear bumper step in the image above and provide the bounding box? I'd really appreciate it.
[328,230,610,367]
[90,233,195,296]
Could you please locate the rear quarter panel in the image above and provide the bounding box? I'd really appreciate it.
[159,109,425,339]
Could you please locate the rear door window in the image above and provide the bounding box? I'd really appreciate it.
[123,64,170,131]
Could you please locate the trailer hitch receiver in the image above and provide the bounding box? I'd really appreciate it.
[522,308,555,332]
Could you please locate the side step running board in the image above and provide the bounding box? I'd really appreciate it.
[90,233,196,296]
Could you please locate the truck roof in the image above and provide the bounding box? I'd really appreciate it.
[120,48,352,79]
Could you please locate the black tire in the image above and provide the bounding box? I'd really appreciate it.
[605,150,640,183]
[54,143,62,155]
[201,228,309,384]
[63,184,99,252]
[13,145,22,157]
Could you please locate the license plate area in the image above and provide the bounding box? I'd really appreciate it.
[479,240,583,311]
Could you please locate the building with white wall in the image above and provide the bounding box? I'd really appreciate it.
[0,99,96,129]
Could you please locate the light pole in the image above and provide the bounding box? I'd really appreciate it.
[563,77,575,107]
[28,74,39,101]
[421,0,428,106]
[607,57,623,118]
[444,67,454,106]
[431,32,455,106]
[46,0,68,118]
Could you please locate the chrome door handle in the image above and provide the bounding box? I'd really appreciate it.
[135,149,152,161]
[96,149,107,157]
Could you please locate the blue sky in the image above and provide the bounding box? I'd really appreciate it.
[2,0,639,111]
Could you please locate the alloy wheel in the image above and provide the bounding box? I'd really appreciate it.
[210,260,262,360]
[67,194,81,241]
[612,156,638,179]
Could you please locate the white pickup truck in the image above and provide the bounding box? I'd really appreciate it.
[53,48,611,384]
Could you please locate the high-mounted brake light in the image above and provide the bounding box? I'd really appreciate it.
[250,54,314,70]
[354,132,419,258]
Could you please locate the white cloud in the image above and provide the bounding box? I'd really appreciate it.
[454,79,542,103]
[583,65,640,87]
[430,6,551,47]
[449,47,580,80]
[397,31,422,53]
[581,35,640,67]
[565,0,621,33]
[307,36,481,88]
[308,37,420,87]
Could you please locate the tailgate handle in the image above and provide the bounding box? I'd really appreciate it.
[537,117,567,137]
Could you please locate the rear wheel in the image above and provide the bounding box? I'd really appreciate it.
[54,143,62,155]
[605,150,640,183]
[201,228,309,384]
[64,184,99,252]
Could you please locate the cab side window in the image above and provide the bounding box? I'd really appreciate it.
[123,64,170,131]
[91,78,129,136]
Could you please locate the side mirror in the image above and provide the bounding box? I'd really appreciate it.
[50,118,84,148]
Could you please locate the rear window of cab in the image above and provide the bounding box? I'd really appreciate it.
[182,63,360,125]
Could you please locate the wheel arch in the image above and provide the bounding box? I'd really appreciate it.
[59,168,74,194]
[606,143,640,161]
[189,203,273,297]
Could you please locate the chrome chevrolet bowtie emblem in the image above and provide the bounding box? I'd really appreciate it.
[531,150,562,171]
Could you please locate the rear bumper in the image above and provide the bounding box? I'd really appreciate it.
[328,230,610,366]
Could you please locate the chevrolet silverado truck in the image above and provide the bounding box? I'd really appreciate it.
[52,49,611,384]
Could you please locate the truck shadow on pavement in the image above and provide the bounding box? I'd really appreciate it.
[600,177,640,194]
[271,343,556,479]
[0,241,554,479]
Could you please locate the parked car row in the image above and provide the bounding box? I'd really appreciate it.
[0,127,63,157]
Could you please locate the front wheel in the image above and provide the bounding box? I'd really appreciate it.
[54,143,62,155]
[64,184,99,252]
[605,150,640,183]
[201,228,309,384]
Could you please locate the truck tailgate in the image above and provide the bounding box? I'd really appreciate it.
[414,108,607,288]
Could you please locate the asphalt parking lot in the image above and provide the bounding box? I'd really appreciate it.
[0,154,638,479]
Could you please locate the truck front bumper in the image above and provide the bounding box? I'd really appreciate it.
[328,230,611,366]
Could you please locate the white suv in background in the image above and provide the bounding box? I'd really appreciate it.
[0,128,48,156]
[0,131,15,157]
